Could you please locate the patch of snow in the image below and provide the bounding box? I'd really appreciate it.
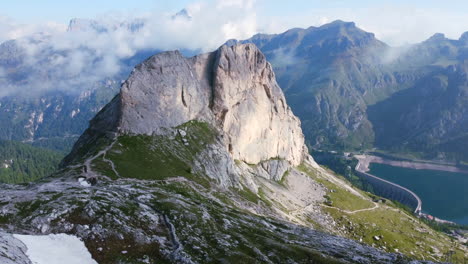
[13,233,97,264]
[78,177,91,187]
[37,112,44,124]
[79,90,92,100]
[40,224,49,234]
[71,109,80,118]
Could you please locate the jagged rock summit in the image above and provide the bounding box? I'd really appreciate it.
[68,44,308,179]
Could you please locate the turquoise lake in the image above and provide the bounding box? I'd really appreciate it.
[368,163,468,225]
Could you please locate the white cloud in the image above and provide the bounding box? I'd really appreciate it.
[0,0,466,98]
[0,0,259,97]
[0,16,66,43]
[255,4,468,46]
[356,6,468,46]
[217,0,255,9]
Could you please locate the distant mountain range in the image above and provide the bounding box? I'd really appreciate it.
[228,20,468,161]
[0,37,122,151]
[0,18,467,162]
[0,15,197,183]
[369,35,468,161]
[0,16,196,152]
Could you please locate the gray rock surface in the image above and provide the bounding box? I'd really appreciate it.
[119,51,212,135]
[0,178,433,264]
[0,232,31,264]
[210,45,305,166]
[68,43,309,176]
[120,44,305,166]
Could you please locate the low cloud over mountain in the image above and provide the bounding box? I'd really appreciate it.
[0,0,258,97]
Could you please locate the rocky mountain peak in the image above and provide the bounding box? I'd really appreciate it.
[319,20,364,36]
[460,31,468,44]
[67,18,144,33]
[172,8,192,20]
[426,33,447,42]
[325,20,356,28]
[305,20,382,51]
[68,43,308,173]
[67,18,106,32]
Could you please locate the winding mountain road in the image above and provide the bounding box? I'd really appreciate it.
[355,155,422,214]
[81,139,120,179]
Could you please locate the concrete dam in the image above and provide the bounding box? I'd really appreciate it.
[355,161,422,214]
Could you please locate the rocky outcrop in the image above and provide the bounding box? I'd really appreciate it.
[118,50,212,135]
[460,31,468,44]
[68,44,308,174]
[211,45,305,165]
[0,232,31,264]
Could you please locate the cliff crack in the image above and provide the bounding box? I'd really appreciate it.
[181,87,187,107]
[263,84,272,100]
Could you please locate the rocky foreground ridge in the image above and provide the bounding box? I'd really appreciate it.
[0,44,462,263]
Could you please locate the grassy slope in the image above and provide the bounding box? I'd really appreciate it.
[299,164,374,211]
[102,120,214,186]
[298,163,467,263]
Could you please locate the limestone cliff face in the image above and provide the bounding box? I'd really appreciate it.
[85,43,306,168]
[211,45,305,165]
[119,50,212,134]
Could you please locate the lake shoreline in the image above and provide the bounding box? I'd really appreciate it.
[362,161,467,226]
[354,155,468,174]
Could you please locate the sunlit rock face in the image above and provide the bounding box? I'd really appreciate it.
[211,44,305,166]
[92,43,307,167]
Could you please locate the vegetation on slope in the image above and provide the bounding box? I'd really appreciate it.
[311,150,375,192]
[67,122,380,263]
[368,63,468,162]
[298,164,374,211]
[298,162,467,263]
[102,120,215,186]
[0,79,120,153]
[65,119,468,262]
[0,140,63,184]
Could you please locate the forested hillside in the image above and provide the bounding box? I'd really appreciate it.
[0,140,63,184]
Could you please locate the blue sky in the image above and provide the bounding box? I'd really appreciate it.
[2,1,214,23]
[1,0,191,23]
[0,0,467,45]
[3,0,467,23]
